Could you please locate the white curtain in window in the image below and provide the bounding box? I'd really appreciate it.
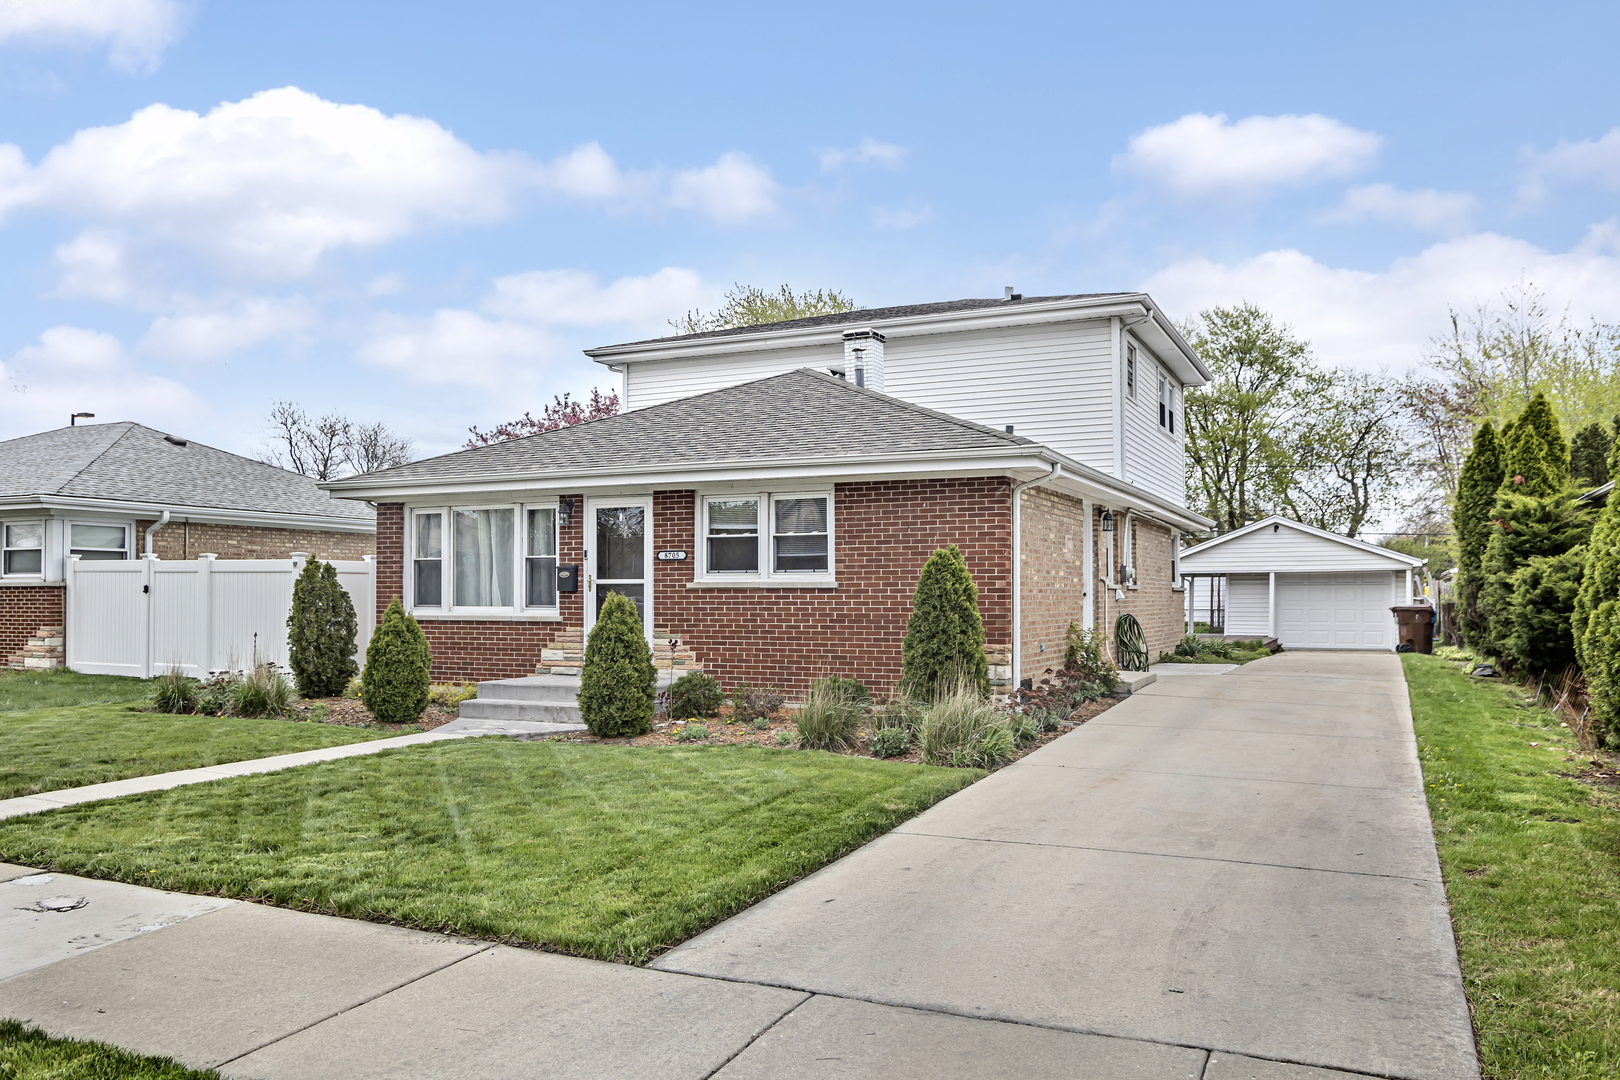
[454,509,513,607]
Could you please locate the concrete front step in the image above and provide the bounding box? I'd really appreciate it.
[460,675,584,724]
[457,699,583,723]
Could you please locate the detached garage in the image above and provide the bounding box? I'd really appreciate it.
[1179,516,1426,651]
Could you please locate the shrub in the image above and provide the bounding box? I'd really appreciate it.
[1064,624,1119,691]
[1478,489,1590,661]
[427,682,479,709]
[1454,421,1505,647]
[343,676,363,699]
[151,668,197,714]
[870,725,911,758]
[1070,682,1106,706]
[667,672,724,719]
[674,723,708,742]
[901,545,990,699]
[362,598,433,724]
[730,680,785,724]
[578,591,656,737]
[286,559,359,698]
[795,678,864,751]
[193,672,236,716]
[232,662,292,717]
[1502,546,1587,676]
[918,681,1006,766]
[816,675,872,705]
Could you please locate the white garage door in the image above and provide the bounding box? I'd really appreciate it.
[1276,571,1398,650]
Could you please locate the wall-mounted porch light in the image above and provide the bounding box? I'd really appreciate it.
[559,498,574,528]
[1100,509,1114,532]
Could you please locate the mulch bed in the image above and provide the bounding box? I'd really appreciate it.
[287,696,457,733]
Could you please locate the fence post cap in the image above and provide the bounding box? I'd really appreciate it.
[140,552,160,561]
[197,553,218,561]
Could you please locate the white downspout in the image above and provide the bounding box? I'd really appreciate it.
[1010,461,1062,692]
[143,510,171,556]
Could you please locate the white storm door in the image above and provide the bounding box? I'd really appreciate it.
[583,496,653,640]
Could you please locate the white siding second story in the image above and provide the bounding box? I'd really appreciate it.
[587,293,1208,509]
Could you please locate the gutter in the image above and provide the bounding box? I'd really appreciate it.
[1010,461,1063,691]
[143,510,170,555]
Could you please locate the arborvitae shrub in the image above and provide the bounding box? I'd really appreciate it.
[1576,435,1620,745]
[901,544,990,699]
[1503,391,1568,498]
[287,559,360,698]
[362,598,432,723]
[1478,490,1590,662]
[1453,423,1504,649]
[578,591,656,737]
[1502,546,1587,676]
[666,671,723,719]
[1569,420,1615,489]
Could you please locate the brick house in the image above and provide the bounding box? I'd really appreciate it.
[327,291,1213,694]
[0,422,375,669]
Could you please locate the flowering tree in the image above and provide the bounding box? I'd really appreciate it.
[463,388,620,448]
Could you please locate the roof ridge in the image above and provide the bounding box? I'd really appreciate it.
[41,422,136,495]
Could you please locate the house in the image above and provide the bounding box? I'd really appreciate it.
[1178,516,1426,651]
[0,422,376,669]
[326,292,1212,694]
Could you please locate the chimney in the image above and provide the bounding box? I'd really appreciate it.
[1004,286,1014,300]
[841,329,886,392]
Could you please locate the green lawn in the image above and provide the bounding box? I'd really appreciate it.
[1403,654,1620,1079]
[0,739,977,962]
[0,1019,218,1079]
[0,705,393,800]
[0,668,156,712]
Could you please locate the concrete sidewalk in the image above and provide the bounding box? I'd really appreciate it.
[0,652,1477,1078]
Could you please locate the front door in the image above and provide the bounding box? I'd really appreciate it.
[584,496,652,640]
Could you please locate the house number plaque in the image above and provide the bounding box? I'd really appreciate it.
[656,550,688,561]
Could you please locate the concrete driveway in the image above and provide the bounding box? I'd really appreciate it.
[653,652,1479,1080]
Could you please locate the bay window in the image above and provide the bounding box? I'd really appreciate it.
[70,523,128,560]
[3,522,43,576]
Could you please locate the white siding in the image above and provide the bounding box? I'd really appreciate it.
[1181,524,1417,575]
[1226,574,1272,637]
[625,342,845,410]
[881,320,1117,471]
[1121,332,1186,506]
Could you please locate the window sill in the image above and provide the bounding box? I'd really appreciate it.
[1171,585,1185,593]
[0,577,60,587]
[410,611,564,622]
[687,578,838,590]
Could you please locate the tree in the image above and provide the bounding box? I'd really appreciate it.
[1477,489,1589,661]
[286,559,359,697]
[1379,536,1455,576]
[669,284,857,336]
[1502,546,1587,676]
[901,545,990,699]
[1569,420,1614,489]
[1281,369,1404,538]
[1183,304,1316,532]
[1501,391,1568,498]
[1394,373,1480,532]
[362,599,432,724]
[1452,422,1504,647]
[259,402,414,479]
[1573,436,1620,745]
[577,591,656,737]
[463,389,621,448]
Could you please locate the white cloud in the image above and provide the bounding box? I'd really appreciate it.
[138,296,316,360]
[359,266,710,387]
[1521,128,1620,203]
[0,86,527,280]
[0,0,183,73]
[1319,183,1479,235]
[669,152,778,224]
[1141,225,1620,372]
[1115,112,1382,200]
[535,141,656,202]
[872,205,932,230]
[1,326,202,438]
[820,138,908,172]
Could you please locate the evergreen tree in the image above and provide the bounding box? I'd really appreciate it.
[1478,489,1590,660]
[577,591,656,737]
[1569,421,1614,489]
[1453,423,1504,648]
[286,559,360,697]
[1502,546,1587,675]
[1501,391,1568,497]
[361,598,432,723]
[1574,435,1620,746]
[901,544,991,699]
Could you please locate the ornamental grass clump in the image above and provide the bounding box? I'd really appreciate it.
[286,558,359,698]
[794,676,865,751]
[901,545,990,700]
[917,680,1015,768]
[150,668,197,714]
[362,599,432,725]
[578,591,656,737]
[231,662,293,718]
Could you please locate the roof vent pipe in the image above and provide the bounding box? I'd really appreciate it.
[144,510,170,556]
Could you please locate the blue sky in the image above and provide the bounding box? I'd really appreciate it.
[4,0,1620,460]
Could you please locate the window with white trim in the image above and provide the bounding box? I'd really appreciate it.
[526,507,558,608]
[70,522,128,561]
[413,512,443,607]
[1125,344,1137,399]
[452,507,514,609]
[3,522,43,576]
[1158,376,1170,430]
[773,496,829,573]
[705,497,760,572]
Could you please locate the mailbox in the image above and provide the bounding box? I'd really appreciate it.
[556,564,579,593]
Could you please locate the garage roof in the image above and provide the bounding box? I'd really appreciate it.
[1180,516,1425,575]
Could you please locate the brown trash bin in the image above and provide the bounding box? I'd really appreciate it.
[1390,605,1435,654]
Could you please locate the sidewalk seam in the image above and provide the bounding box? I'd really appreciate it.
[697,991,812,1079]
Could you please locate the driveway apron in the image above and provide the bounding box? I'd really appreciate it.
[653,652,1479,1080]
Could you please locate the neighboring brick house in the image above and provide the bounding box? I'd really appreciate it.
[328,350,1211,693]
[0,422,375,669]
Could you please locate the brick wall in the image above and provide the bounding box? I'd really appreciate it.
[0,584,65,663]
[1019,487,1088,679]
[1092,510,1183,663]
[136,520,374,561]
[375,478,1014,692]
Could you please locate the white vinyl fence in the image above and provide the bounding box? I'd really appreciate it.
[65,553,375,679]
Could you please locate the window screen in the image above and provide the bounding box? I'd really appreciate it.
[707,498,760,572]
[414,513,443,606]
[773,497,828,573]
[526,507,558,607]
[3,522,42,576]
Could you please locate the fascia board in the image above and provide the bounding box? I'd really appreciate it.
[0,495,376,534]
[1181,515,1425,567]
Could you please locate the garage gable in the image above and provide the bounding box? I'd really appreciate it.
[1180,517,1423,576]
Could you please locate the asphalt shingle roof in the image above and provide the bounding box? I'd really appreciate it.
[0,422,375,522]
[334,368,1035,487]
[597,293,1130,349]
